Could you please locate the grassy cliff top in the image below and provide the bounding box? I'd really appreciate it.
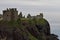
[0,18,58,40]
[0,18,48,27]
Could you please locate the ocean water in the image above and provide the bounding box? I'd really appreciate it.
[44,13,60,39]
[51,24,60,39]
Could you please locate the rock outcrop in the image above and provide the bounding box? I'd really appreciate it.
[0,18,59,40]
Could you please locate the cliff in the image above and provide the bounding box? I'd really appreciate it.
[0,18,59,40]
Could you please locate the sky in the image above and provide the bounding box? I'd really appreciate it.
[0,0,60,39]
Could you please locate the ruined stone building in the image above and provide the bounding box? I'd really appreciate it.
[2,8,43,21]
[18,12,25,18]
[28,13,43,19]
[3,8,18,21]
[36,13,43,18]
[0,14,3,20]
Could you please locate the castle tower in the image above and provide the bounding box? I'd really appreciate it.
[40,13,43,18]
[35,13,43,19]
[3,8,18,21]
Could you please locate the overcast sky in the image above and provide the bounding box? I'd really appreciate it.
[0,0,60,39]
[0,0,60,22]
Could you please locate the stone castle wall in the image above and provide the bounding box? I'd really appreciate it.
[3,8,18,21]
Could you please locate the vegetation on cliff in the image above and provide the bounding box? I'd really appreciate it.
[0,18,59,40]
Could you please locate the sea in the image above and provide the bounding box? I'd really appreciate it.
[44,13,60,39]
[51,24,60,39]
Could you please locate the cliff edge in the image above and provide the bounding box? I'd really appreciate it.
[0,18,59,40]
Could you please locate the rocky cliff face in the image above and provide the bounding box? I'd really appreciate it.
[0,18,59,40]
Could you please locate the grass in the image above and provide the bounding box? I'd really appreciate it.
[0,18,48,40]
[28,31,38,40]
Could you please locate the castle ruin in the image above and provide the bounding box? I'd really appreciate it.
[3,8,18,21]
[27,13,43,19]
[0,8,44,21]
